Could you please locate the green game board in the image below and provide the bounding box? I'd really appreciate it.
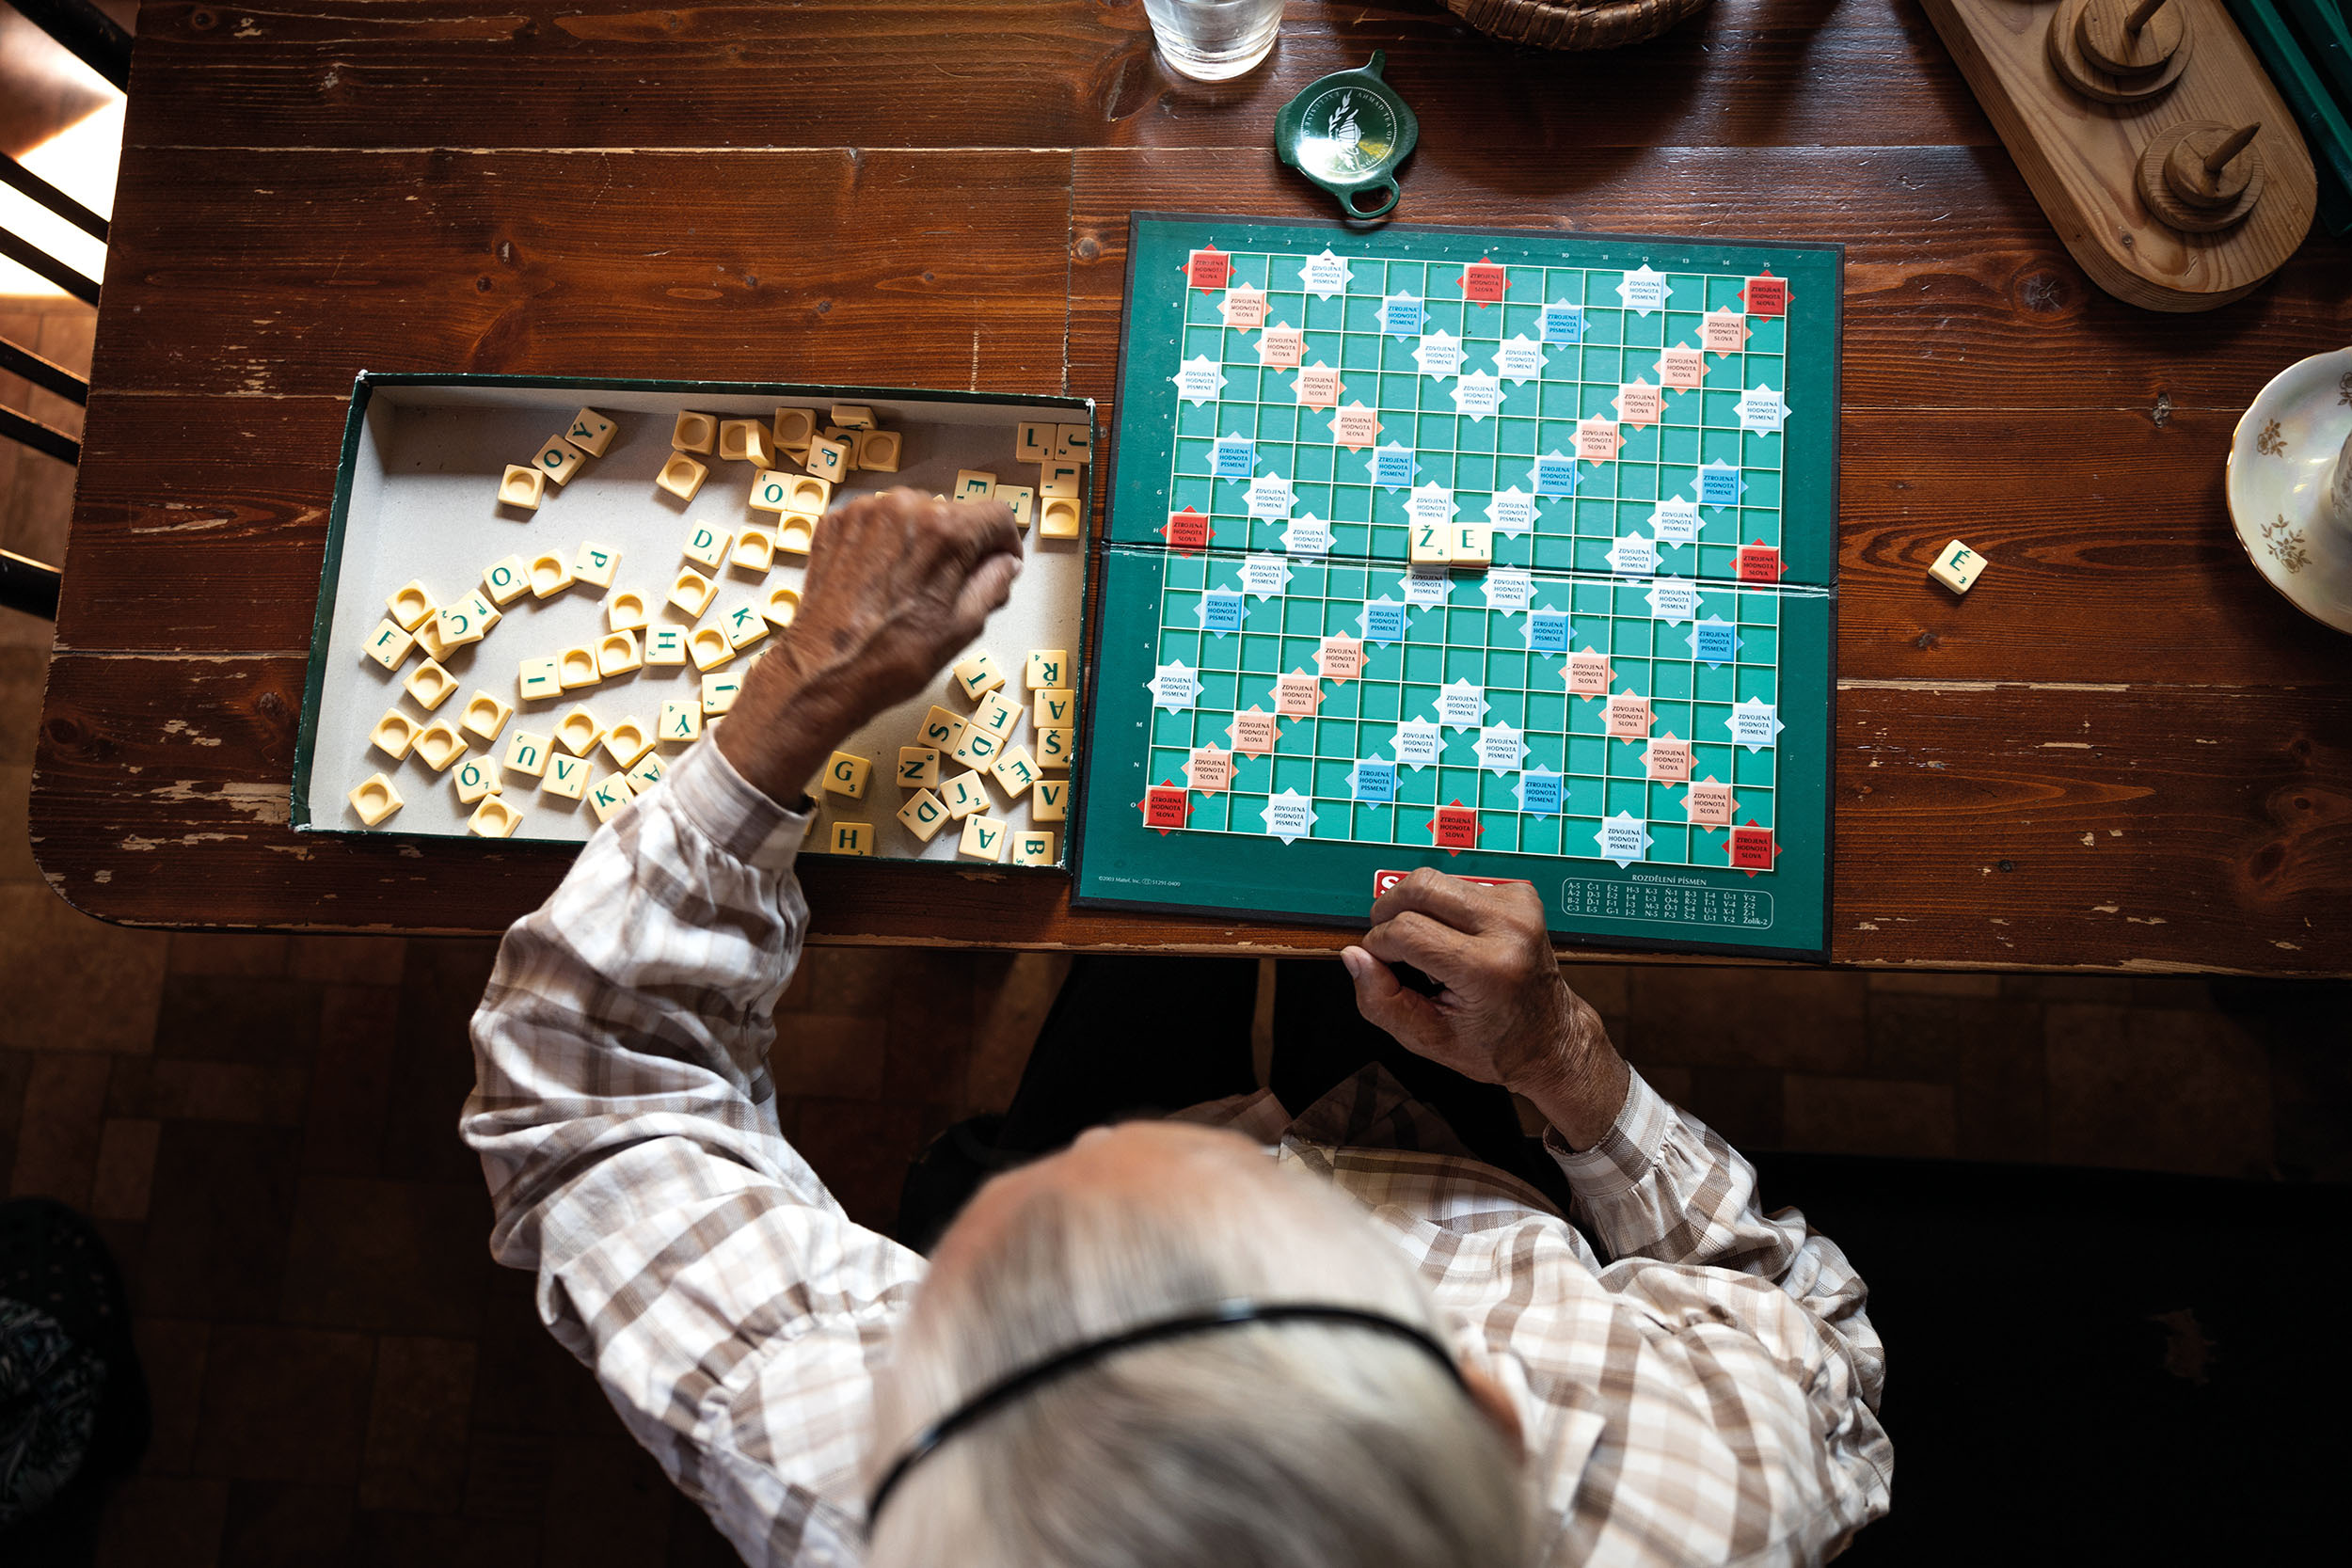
[1071,213,1840,959]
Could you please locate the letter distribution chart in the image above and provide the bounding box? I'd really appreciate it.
[1072,214,1840,958]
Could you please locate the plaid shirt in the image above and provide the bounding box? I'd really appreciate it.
[464,739,1892,1567]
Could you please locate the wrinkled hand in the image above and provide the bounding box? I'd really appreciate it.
[720,489,1023,801]
[1341,869,1630,1149]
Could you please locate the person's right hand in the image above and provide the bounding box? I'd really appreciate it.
[719,488,1023,802]
[1341,869,1630,1149]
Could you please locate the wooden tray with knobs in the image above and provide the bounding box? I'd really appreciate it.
[1919,0,2316,311]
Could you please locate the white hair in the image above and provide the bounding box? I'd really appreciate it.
[866,1150,1529,1568]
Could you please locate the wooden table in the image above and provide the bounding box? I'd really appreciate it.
[31,0,2352,972]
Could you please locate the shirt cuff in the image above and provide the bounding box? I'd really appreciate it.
[1543,1067,1674,1201]
[661,737,815,873]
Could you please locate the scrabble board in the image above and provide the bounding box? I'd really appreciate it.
[1070,214,1840,959]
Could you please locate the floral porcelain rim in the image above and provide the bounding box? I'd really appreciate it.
[2224,347,2352,637]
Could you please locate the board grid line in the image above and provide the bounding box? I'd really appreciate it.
[1146,244,1792,872]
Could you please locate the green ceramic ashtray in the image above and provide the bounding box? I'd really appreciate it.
[1274,52,1420,224]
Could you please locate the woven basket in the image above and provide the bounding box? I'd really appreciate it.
[1443,0,1712,51]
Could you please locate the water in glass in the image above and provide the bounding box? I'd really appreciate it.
[1141,0,1283,81]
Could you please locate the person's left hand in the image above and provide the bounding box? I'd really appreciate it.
[1341,868,1629,1148]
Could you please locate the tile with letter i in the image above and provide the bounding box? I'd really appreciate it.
[828,821,874,857]
[1009,830,1056,866]
[958,814,1009,863]
[701,672,743,716]
[822,751,872,800]
[897,787,951,842]
[1026,649,1070,689]
[898,747,941,789]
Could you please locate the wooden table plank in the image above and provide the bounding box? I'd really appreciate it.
[37,0,2352,969]
[1068,149,2352,415]
[90,148,1077,401]
[86,141,2352,404]
[120,0,1985,154]
[56,396,2352,700]
[32,657,2350,971]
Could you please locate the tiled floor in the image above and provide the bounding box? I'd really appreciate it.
[5,31,2346,1555]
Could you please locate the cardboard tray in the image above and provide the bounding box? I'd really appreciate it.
[295,372,1092,867]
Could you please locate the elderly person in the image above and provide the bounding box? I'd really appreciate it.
[463,492,1890,1567]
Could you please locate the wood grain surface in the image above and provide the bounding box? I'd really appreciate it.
[1919,0,2316,311]
[34,0,2352,973]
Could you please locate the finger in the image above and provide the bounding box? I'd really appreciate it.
[933,496,1024,567]
[1361,910,1480,986]
[951,550,1024,632]
[1342,946,1444,1049]
[1371,866,1502,938]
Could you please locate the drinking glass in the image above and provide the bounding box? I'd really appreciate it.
[1141,0,1283,82]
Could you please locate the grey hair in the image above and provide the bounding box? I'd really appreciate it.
[865,1149,1529,1568]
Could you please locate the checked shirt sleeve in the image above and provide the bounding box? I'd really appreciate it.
[1547,1072,1893,1561]
[462,739,922,1567]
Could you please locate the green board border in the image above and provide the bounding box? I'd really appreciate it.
[1070,213,1839,960]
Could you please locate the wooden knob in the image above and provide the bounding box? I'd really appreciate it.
[2078,0,2186,75]
[2165,122,2261,209]
[2138,120,2266,232]
[2048,0,2195,104]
